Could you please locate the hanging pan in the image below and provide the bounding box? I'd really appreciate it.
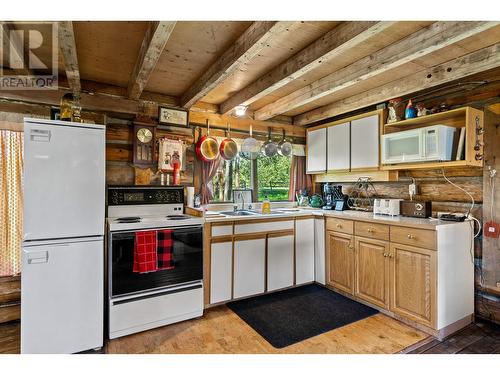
[278,129,292,157]
[219,123,238,160]
[240,124,260,160]
[261,127,278,157]
[195,120,219,162]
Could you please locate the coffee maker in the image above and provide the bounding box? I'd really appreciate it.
[322,183,349,211]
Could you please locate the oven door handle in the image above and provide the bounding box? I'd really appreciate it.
[111,283,202,305]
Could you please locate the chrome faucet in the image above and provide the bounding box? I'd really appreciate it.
[238,192,245,211]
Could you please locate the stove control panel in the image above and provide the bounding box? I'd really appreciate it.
[107,186,184,206]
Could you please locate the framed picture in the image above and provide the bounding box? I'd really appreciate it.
[158,106,189,127]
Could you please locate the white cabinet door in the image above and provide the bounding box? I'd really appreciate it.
[314,218,326,285]
[327,122,350,171]
[267,235,294,292]
[295,219,315,284]
[306,128,327,174]
[210,241,233,304]
[233,237,266,299]
[350,114,380,169]
[21,238,103,354]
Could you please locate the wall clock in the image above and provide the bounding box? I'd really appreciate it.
[133,124,156,167]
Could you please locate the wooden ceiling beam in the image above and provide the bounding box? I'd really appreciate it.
[293,43,500,126]
[0,22,34,76]
[180,21,296,109]
[219,21,395,115]
[127,21,177,100]
[256,21,499,121]
[58,21,81,95]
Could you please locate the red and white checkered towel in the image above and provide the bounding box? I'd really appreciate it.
[133,230,158,273]
[157,229,175,270]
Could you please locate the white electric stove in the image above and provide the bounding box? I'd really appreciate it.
[106,186,204,339]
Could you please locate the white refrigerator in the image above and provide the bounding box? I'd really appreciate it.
[21,118,105,354]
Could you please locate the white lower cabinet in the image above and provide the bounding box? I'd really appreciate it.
[210,241,233,304]
[233,237,266,299]
[314,218,326,285]
[295,218,315,284]
[267,234,294,292]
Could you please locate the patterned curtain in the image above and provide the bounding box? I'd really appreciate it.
[288,155,312,202]
[0,130,23,277]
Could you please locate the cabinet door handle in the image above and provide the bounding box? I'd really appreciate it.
[383,253,388,257]
[389,253,394,258]
[348,244,354,249]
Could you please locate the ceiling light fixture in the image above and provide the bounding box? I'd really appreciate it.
[234,105,248,118]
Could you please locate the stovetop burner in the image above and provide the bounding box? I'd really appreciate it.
[116,216,142,223]
[166,214,189,220]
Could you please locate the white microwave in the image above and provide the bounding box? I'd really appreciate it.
[381,125,456,164]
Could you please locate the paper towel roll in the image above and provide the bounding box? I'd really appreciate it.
[187,186,195,207]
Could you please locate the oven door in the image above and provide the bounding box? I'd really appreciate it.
[109,225,203,298]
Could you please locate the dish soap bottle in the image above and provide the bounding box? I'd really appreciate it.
[262,196,271,214]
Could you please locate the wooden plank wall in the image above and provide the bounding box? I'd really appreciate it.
[105,119,196,186]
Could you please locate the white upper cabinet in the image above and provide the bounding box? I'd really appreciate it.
[306,127,327,174]
[327,122,350,171]
[350,114,380,169]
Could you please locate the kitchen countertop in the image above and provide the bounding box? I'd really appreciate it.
[202,207,460,229]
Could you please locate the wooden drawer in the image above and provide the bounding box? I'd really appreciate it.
[390,226,436,250]
[326,217,353,234]
[355,221,389,241]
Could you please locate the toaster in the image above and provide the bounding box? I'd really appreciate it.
[400,200,432,218]
[373,199,403,216]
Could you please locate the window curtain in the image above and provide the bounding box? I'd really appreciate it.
[200,157,221,205]
[288,155,312,202]
[0,130,23,277]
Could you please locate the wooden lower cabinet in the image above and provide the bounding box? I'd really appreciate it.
[326,231,354,295]
[389,242,436,328]
[354,237,390,309]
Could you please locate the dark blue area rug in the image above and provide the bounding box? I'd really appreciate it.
[227,284,378,348]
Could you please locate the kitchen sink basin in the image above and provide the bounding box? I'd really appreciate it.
[219,210,258,216]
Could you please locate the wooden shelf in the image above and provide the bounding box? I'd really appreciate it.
[381,160,471,171]
[384,107,468,129]
[382,106,484,170]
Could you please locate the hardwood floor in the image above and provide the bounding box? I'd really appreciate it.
[2,311,498,354]
[105,306,428,354]
[408,318,500,354]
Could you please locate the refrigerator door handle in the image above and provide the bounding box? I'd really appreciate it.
[27,250,49,264]
[30,129,51,142]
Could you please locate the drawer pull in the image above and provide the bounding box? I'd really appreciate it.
[336,223,342,228]
[407,234,415,239]
[367,228,374,233]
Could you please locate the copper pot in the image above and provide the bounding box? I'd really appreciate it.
[195,120,219,162]
[219,123,238,160]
